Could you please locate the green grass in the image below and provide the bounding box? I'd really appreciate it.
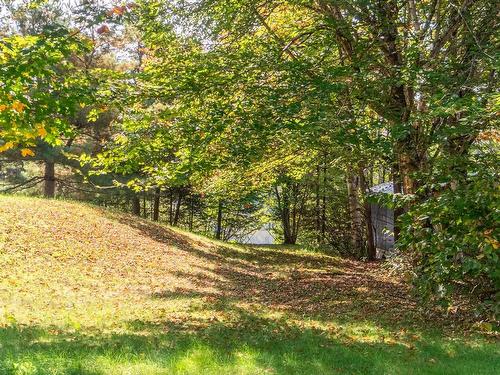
[0,195,498,374]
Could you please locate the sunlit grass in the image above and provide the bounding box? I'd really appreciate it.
[0,195,498,374]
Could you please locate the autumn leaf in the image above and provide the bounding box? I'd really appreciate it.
[21,148,35,157]
[24,131,36,140]
[111,6,126,15]
[0,141,15,152]
[36,124,48,137]
[97,25,110,34]
[11,101,26,112]
[0,104,8,111]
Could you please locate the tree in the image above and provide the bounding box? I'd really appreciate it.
[4,0,495,311]
[0,0,112,197]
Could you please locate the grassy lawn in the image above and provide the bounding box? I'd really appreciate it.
[0,196,498,374]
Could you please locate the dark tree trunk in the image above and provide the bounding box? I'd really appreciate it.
[392,168,403,244]
[215,200,223,240]
[347,171,363,253]
[169,188,174,225]
[321,160,327,242]
[131,194,141,216]
[316,164,321,242]
[43,161,55,198]
[189,196,194,231]
[152,188,160,221]
[173,190,183,226]
[359,168,376,260]
[283,185,297,245]
[142,192,147,218]
[282,205,294,244]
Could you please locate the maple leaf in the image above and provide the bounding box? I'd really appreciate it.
[36,124,48,137]
[21,148,35,157]
[0,141,15,152]
[11,101,26,112]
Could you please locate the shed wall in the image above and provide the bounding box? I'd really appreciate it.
[370,203,394,251]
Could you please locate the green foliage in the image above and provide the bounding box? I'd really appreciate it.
[0,28,93,151]
[399,148,500,316]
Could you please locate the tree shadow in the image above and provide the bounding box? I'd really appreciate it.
[1,308,496,375]
[6,211,491,373]
[108,211,340,269]
[106,212,448,329]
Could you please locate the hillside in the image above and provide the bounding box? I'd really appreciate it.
[0,196,497,374]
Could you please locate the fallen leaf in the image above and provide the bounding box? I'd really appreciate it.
[97,25,110,34]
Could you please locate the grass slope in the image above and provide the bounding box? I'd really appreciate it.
[0,195,498,375]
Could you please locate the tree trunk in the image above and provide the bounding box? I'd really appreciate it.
[131,194,141,216]
[169,188,174,225]
[316,164,321,242]
[282,186,296,245]
[347,171,363,254]
[282,206,295,244]
[321,160,327,242]
[359,168,376,260]
[43,161,55,198]
[189,195,194,231]
[274,183,297,245]
[152,188,160,221]
[173,190,183,226]
[378,1,420,196]
[215,200,223,240]
[392,167,403,244]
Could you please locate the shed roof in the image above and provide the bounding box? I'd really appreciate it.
[370,182,394,194]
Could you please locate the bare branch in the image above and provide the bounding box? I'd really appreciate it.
[0,176,44,193]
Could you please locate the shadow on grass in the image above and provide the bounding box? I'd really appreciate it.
[1,307,497,375]
[109,212,337,268]
[105,213,450,330]
[3,211,492,374]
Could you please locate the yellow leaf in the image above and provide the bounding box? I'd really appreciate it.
[0,104,8,111]
[21,148,35,157]
[11,101,26,112]
[36,124,47,137]
[0,141,15,152]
